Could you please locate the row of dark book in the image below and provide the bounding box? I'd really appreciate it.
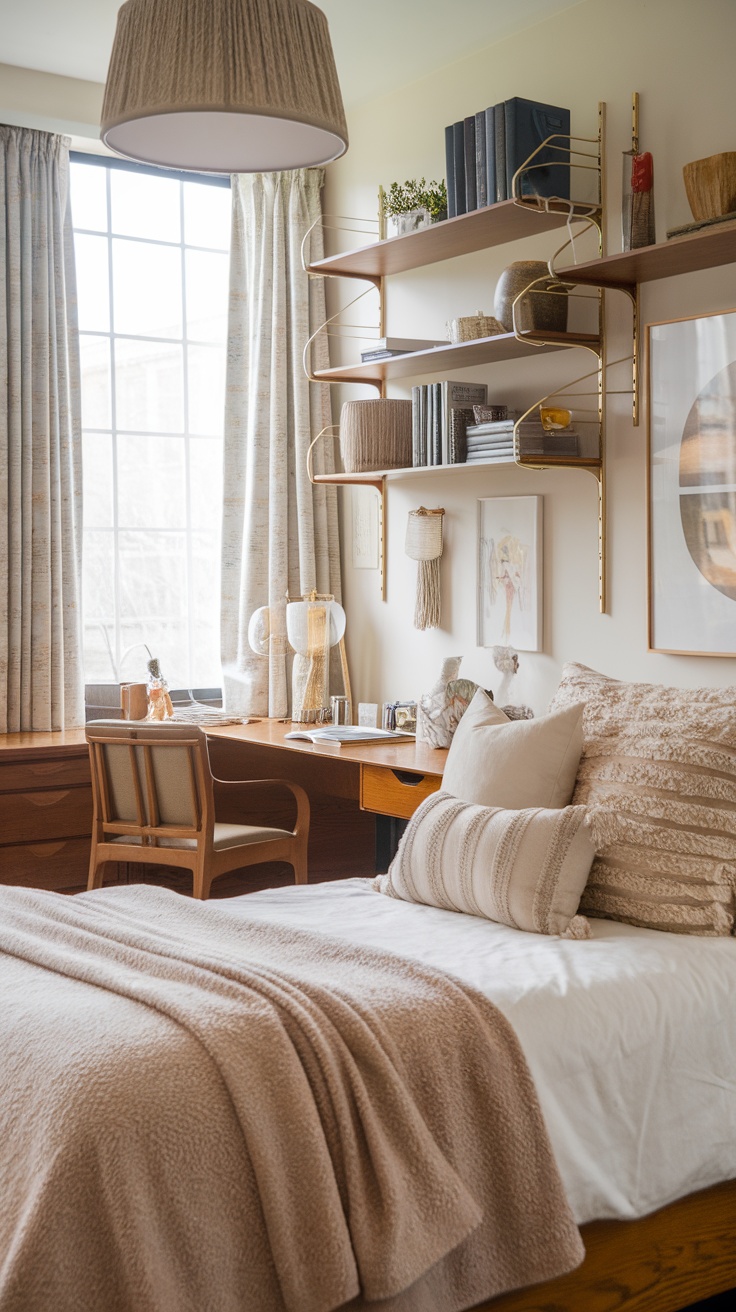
[445,97,571,220]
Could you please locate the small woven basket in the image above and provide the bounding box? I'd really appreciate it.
[447,311,505,343]
[340,399,412,473]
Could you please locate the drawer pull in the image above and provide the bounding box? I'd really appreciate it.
[21,791,69,808]
[391,771,426,787]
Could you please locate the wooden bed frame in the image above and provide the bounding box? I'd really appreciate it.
[473,1178,736,1312]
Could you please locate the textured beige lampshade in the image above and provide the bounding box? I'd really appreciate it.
[101,0,349,173]
[340,399,413,473]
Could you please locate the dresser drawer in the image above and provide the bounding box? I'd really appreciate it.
[0,838,91,892]
[361,765,441,819]
[0,787,93,845]
[0,755,90,794]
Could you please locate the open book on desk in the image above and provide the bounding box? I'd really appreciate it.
[284,726,416,746]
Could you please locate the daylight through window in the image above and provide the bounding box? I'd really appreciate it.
[70,156,231,691]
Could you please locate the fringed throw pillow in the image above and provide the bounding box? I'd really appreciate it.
[375,791,594,938]
[549,663,736,935]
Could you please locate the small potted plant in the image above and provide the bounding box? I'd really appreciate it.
[383,178,448,236]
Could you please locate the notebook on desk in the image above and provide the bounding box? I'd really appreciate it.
[285,726,415,746]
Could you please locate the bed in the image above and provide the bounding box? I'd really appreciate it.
[2,661,735,1311]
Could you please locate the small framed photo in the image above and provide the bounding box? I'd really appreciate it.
[648,308,736,656]
[477,495,543,651]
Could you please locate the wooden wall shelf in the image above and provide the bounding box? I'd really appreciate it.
[313,329,600,387]
[307,197,601,281]
[557,221,736,289]
[313,454,602,487]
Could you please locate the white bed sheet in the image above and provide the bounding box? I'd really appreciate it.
[226,877,736,1226]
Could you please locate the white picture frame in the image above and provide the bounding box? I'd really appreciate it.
[477,495,543,651]
[648,309,736,657]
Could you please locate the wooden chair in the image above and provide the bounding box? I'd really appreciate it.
[85,720,309,899]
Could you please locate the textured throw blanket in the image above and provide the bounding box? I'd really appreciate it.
[0,884,583,1312]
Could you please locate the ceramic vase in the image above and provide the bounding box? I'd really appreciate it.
[493,260,568,334]
[416,658,481,749]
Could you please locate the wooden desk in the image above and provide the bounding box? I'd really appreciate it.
[0,722,446,894]
[206,720,447,819]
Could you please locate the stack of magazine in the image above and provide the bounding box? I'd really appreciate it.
[465,415,579,463]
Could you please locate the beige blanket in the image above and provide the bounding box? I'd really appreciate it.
[0,884,583,1312]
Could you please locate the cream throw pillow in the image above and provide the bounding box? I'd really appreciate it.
[375,791,594,937]
[549,663,736,936]
[442,689,584,809]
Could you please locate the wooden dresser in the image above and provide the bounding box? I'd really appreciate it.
[0,731,93,893]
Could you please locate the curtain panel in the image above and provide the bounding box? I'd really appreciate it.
[221,168,341,717]
[0,125,84,732]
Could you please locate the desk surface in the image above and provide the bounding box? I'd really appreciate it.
[207,720,448,777]
[0,721,448,778]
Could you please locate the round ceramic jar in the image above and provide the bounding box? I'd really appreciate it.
[493,260,568,334]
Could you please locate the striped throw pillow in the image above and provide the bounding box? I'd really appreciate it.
[375,791,594,938]
[549,663,736,935]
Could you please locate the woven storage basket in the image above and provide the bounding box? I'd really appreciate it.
[340,399,413,473]
[447,311,504,343]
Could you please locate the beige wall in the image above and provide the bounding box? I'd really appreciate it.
[0,63,104,143]
[324,0,736,714]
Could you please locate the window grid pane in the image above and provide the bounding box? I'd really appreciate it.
[71,159,230,690]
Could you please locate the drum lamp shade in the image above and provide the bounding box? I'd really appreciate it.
[101,0,349,173]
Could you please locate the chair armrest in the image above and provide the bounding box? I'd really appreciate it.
[211,777,310,836]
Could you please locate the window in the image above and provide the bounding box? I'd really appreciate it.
[70,156,231,691]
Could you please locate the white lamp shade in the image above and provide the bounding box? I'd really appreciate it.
[247,605,272,655]
[286,599,345,655]
[101,0,349,173]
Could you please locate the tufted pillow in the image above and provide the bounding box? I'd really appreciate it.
[549,663,736,936]
[442,688,584,810]
[375,791,594,938]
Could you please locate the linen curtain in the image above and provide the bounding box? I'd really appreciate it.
[221,168,341,717]
[0,125,84,733]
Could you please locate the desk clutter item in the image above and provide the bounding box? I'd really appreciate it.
[358,702,378,728]
[146,657,174,721]
[382,701,417,734]
[340,398,412,473]
[417,657,474,749]
[120,682,147,720]
[406,507,445,630]
[285,725,415,745]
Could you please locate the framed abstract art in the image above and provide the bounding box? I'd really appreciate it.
[477,495,543,651]
[648,309,736,656]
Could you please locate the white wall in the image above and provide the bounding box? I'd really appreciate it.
[324,0,736,714]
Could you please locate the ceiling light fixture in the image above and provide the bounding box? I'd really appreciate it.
[101,0,348,174]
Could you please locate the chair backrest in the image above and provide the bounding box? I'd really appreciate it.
[85,720,214,843]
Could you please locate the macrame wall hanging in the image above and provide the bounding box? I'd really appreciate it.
[405,506,445,630]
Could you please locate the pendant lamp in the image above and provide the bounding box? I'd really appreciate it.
[101,0,349,174]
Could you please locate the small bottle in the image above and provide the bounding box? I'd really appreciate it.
[146,657,174,721]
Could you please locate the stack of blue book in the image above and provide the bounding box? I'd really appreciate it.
[444,98,571,220]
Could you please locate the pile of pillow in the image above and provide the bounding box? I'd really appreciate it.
[550,663,736,937]
[376,662,736,938]
[376,689,594,938]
